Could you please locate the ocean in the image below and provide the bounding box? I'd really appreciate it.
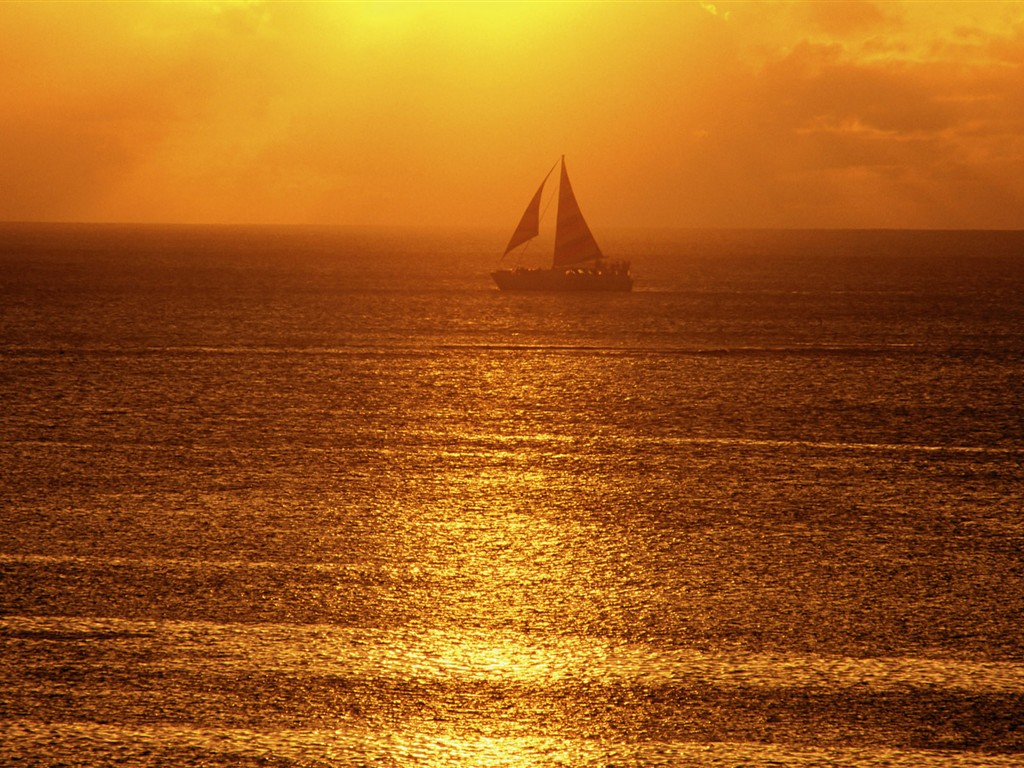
[1,223,1022,766]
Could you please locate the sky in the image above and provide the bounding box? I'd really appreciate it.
[2,1,1024,229]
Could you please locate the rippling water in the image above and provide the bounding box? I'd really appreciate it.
[2,224,1023,766]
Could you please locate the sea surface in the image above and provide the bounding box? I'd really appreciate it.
[1,223,1023,766]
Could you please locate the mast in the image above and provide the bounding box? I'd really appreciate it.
[553,156,603,267]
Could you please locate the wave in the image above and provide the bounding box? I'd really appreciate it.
[3,719,1022,767]
[0,341,959,359]
[3,614,1023,693]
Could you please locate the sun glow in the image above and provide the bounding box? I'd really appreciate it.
[2,1,1023,227]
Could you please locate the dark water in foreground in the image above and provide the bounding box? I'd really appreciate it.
[1,224,1023,766]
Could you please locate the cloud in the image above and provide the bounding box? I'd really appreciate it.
[802,0,889,35]
[699,3,730,22]
[642,4,1024,228]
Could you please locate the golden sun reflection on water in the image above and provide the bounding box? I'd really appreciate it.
[390,445,608,631]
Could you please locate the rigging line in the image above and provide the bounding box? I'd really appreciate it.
[517,237,533,262]
[527,158,561,263]
[538,160,558,229]
[498,158,561,263]
[517,172,559,263]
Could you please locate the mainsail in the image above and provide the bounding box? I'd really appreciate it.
[553,157,603,266]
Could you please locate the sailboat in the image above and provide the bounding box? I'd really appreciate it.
[491,156,633,291]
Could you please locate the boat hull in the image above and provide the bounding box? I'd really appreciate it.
[491,267,633,292]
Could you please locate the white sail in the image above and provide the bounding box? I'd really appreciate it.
[553,157,603,267]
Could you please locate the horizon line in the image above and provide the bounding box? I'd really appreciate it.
[2,220,1023,234]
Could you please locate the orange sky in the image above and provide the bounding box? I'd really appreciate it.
[2,1,1023,229]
